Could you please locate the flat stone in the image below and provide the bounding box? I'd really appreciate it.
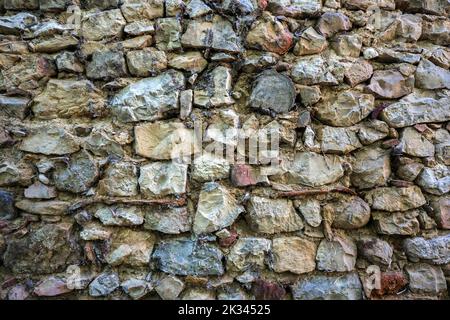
[124,21,155,36]
[396,14,423,41]
[181,15,242,53]
[139,162,187,197]
[144,206,191,234]
[315,90,375,127]
[89,272,120,297]
[357,120,389,145]
[152,239,224,276]
[56,51,84,73]
[357,237,393,265]
[315,125,362,154]
[4,0,40,9]
[81,9,126,41]
[121,278,150,300]
[376,48,422,64]
[29,35,78,53]
[192,153,230,182]
[294,27,327,56]
[80,222,112,241]
[294,198,322,227]
[53,150,98,194]
[343,0,395,10]
[246,14,293,55]
[364,186,426,212]
[416,59,450,90]
[344,59,373,87]
[20,128,79,155]
[292,273,363,300]
[291,55,338,85]
[422,19,450,46]
[0,12,38,35]
[194,66,234,108]
[406,264,447,294]
[82,0,121,9]
[249,70,296,115]
[15,200,69,216]
[111,70,185,122]
[84,128,125,157]
[86,50,128,80]
[3,222,80,274]
[327,195,371,229]
[272,237,317,274]
[400,127,435,158]
[381,91,450,128]
[331,34,362,57]
[94,205,144,226]
[372,210,420,235]
[429,48,450,69]
[351,147,391,189]
[404,235,450,265]
[317,12,352,38]
[155,275,185,300]
[33,277,72,297]
[0,189,16,220]
[193,182,244,234]
[24,181,57,199]
[0,95,30,119]
[226,237,271,271]
[121,0,164,21]
[286,152,344,187]
[155,17,182,51]
[106,229,155,266]
[267,0,322,17]
[367,70,414,99]
[246,196,303,234]
[0,162,34,187]
[182,288,216,300]
[135,121,198,160]
[316,235,357,272]
[168,51,208,73]
[185,0,212,18]
[32,79,104,120]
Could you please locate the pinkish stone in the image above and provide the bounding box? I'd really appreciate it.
[8,284,30,300]
[33,277,72,297]
[231,165,258,187]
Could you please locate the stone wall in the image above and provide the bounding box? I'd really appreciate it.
[0,0,449,300]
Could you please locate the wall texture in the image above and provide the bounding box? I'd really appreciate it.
[0,0,449,300]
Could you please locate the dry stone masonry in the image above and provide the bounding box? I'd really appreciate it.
[0,0,449,300]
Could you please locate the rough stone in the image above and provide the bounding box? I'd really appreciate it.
[331,34,362,58]
[294,198,322,227]
[372,210,420,235]
[20,128,79,155]
[81,9,126,41]
[367,70,414,99]
[415,59,450,90]
[344,59,373,87]
[316,235,357,272]
[155,17,182,51]
[351,147,391,189]
[94,205,144,226]
[226,237,271,271]
[152,239,224,276]
[404,235,450,265]
[34,277,71,297]
[357,237,393,265]
[294,27,327,56]
[406,264,447,294]
[0,95,30,119]
[267,0,322,17]
[139,162,188,197]
[357,120,389,145]
[328,195,371,229]
[24,181,57,199]
[86,50,128,80]
[168,51,207,73]
[106,229,155,266]
[246,196,304,234]
[121,278,150,300]
[0,189,16,220]
[144,206,191,234]
[317,12,352,38]
[192,153,230,182]
[0,12,38,35]
[155,275,185,300]
[291,55,339,85]
[89,272,120,297]
[364,186,426,212]
[15,199,69,215]
[272,237,317,274]
[193,66,234,108]
[315,125,362,154]
[121,0,164,22]
[98,162,138,197]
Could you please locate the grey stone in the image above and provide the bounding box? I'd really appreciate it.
[20,128,79,155]
[267,0,322,17]
[291,55,338,85]
[121,279,150,300]
[24,181,57,199]
[0,95,30,119]
[357,237,393,265]
[364,186,426,212]
[0,12,38,35]
[316,235,357,272]
[126,48,167,77]
[86,50,128,80]
[120,0,164,22]
[416,165,450,195]
[315,125,362,154]
[372,210,420,236]
[94,205,144,226]
[81,9,126,41]
[152,239,224,276]
[191,153,230,182]
[155,18,182,51]
[415,59,450,90]
[139,162,188,197]
[400,127,435,158]
[97,162,138,197]
[404,235,450,265]
[144,206,191,234]
[226,237,271,271]
[406,264,447,294]
[357,120,389,145]
[0,189,16,220]
[292,273,363,300]
[89,273,120,297]
[155,275,185,300]
[367,70,414,99]
[110,70,185,122]
[185,0,212,18]
[351,147,391,189]
[329,195,371,229]
[194,66,234,108]
[294,198,322,227]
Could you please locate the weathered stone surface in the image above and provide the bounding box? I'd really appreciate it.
[194,66,234,108]
[404,235,450,265]
[331,34,362,58]
[153,239,224,276]
[422,19,450,46]
[139,162,187,197]
[56,52,84,73]
[15,199,68,215]
[316,235,357,272]
[286,152,344,187]
[249,70,296,115]
[246,14,293,55]
[144,206,191,234]
[372,210,420,235]
[294,198,321,227]
[94,205,144,226]
[246,196,303,234]
[53,150,98,194]
[357,237,393,265]
[344,59,373,87]
[291,55,338,85]
[367,70,414,99]
[292,273,363,300]
[29,35,78,53]
[80,222,112,241]
[185,0,212,18]
[416,165,450,196]
[317,12,352,38]
[0,95,29,119]
[406,264,447,294]
[226,237,271,271]
[168,51,207,73]
[121,0,164,21]
[294,27,327,56]
[357,120,389,145]
[315,90,375,127]
[81,9,126,41]
[343,0,395,10]
[431,197,450,229]
[364,186,426,212]
[400,127,435,158]
[20,128,79,155]
[98,162,138,197]
[134,121,198,160]
[32,79,104,120]
[416,59,450,90]
[155,275,184,300]
[0,189,16,220]
[33,277,71,297]
[0,162,34,187]
[155,17,182,51]
[86,50,128,80]
[381,92,450,128]
[315,125,362,154]
[272,237,317,274]
[89,272,120,297]
[106,229,155,266]
[328,195,371,229]
[181,15,242,53]
[4,0,39,10]
[267,0,322,17]
[351,147,391,189]
[192,153,230,182]
[3,222,80,274]
[0,12,38,35]
[194,182,243,234]
[110,70,184,122]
